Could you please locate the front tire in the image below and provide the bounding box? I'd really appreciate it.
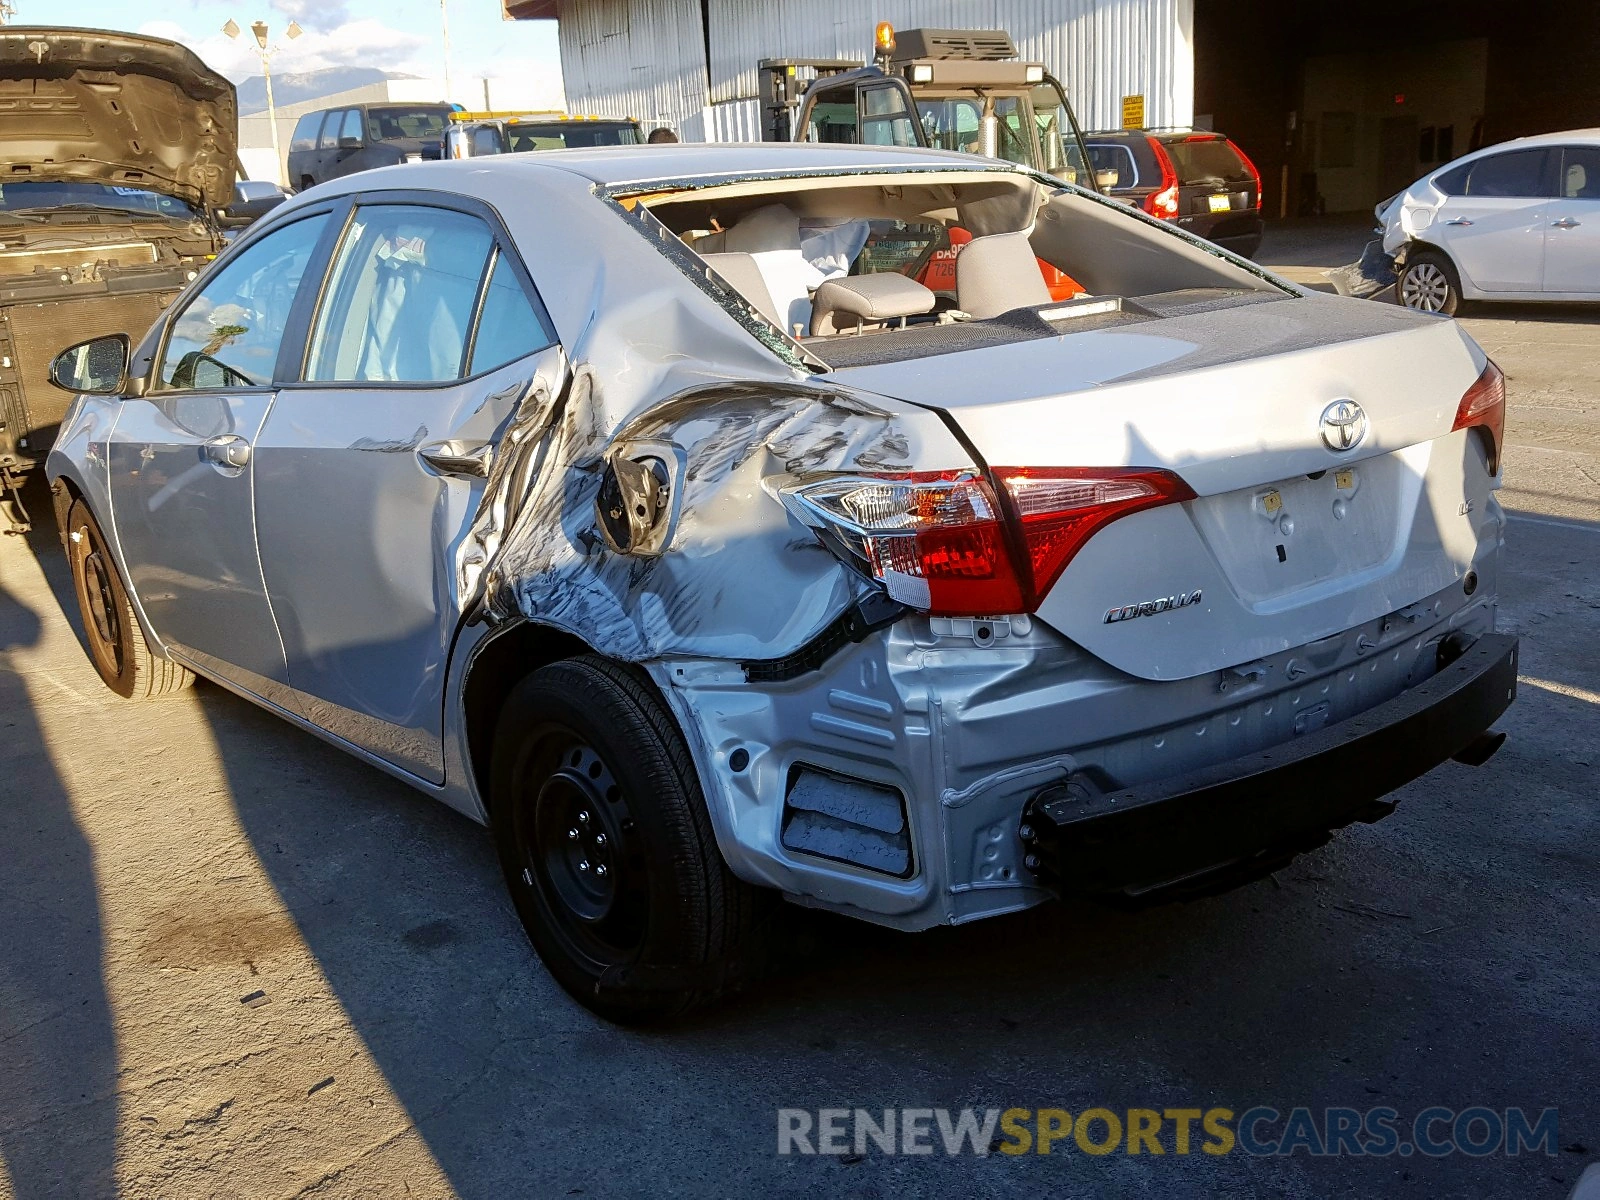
[490,655,766,1023]
[65,499,193,699]
[1399,250,1463,315]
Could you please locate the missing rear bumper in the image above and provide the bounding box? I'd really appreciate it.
[1020,632,1519,904]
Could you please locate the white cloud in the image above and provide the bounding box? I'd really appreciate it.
[269,0,351,33]
[139,17,434,83]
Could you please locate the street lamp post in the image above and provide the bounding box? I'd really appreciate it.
[223,17,302,186]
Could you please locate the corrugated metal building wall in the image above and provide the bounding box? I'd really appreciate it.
[554,0,1193,140]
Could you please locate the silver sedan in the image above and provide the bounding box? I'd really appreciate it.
[47,144,1516,1021]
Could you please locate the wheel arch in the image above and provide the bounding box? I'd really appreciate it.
[460,619,611,815]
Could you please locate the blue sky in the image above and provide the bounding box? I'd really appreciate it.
[43,0,564,92]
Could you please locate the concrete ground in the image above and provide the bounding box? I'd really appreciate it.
[1,233,1596,1197]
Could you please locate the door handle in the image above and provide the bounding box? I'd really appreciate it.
[203,434,251,468]
[1443,217,1474,226]
[1551,217,1581,229]
[417,440,492,479]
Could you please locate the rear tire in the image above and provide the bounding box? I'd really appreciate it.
[65,499,193,699]
[489,655,767,1023]
[1399,250,1463,315]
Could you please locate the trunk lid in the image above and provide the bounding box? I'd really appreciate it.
[0,27,237,210]
[827,295,1494,680]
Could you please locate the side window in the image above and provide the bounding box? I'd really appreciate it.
[158,214,330,390]
[470,126,502,156]
[317,111,344,150]
[1464,150,1550,198]
[860,86,917,148]
[1087,143,1138,188]
[1560,146,1600,199]
[805,87,858,144]
[468,250,553,374]
[340,109,363,144]
[289,113,321,153]
[1434,162,1471,196]
[306,204,494,383]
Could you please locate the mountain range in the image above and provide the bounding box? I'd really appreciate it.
[235,67,420,114]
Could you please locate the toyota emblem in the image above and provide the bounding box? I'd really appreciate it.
[1319,399,1367,452]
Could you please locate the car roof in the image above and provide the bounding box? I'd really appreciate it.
[1084,130,1227,142]
[1483,127,1600,149]
[466,141,1004,187]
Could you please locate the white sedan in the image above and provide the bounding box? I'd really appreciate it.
[1382,129,1600,314]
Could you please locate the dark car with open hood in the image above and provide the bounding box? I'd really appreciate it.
[0,27,239,524]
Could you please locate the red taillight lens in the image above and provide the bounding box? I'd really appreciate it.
[1144,135,1181,219]
[1453,359,1505,474]
[1227,138,1263,210]
[1144,183,1180,219]
[785,466,1194,616]
[994,468,1197,603]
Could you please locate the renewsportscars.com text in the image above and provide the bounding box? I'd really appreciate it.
[777,1106,1559,1158]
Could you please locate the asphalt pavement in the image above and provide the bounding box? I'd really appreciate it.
[0,229,1595,1198]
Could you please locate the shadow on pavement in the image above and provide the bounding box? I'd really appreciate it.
[8,472,1597,1197]
[0,504,119,1200]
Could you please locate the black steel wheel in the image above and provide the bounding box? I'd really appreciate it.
[490,655,768,1023]
[65,498,193,699]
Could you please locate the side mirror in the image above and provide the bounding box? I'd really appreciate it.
[1096,168,1120,189]
[49,334,130,396]
[337,135,363,151]
[218,190,287,228]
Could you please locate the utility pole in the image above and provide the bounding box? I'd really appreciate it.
[440,0,454,103]
[223,17,302,186]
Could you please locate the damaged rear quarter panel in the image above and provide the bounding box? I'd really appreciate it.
[455,165,975,664]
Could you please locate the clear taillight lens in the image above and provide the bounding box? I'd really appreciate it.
[783,471,1024,614]
[783,466,1194,616]
[1453,359,1505,474]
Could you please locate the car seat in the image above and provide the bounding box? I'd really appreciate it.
[955,228,1053,319]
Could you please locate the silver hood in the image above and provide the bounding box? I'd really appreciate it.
[0,27,237,210]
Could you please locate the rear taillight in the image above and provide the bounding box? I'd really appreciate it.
[784,466,1194,617]
[1143,135,1181,220]
[993,468,1197,605]
[1453,359,1505,474]
[1144,184,1180,219]
[1227,138,1263,210]
[783,472,1024,614]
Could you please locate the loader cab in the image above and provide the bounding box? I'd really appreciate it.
[760,25,1100,191]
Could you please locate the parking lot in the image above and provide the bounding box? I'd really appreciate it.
[1,228,1596,1197]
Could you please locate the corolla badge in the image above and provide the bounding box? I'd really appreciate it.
[1104,589,1203,624]
[1319,399,1368,452]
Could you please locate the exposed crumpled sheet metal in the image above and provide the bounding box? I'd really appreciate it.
[475,371,962,663]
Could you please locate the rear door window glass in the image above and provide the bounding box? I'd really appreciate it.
[1559,146,1600,199]
[468,251,554,373]
[1087,142,1140,188]
[1464,149,1550,198]
[290,113,322,153]
[317,112,344,150]
[306,204,494,383]
[159,214,331,390]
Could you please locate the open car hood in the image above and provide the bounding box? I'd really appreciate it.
[0,27,237,210]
